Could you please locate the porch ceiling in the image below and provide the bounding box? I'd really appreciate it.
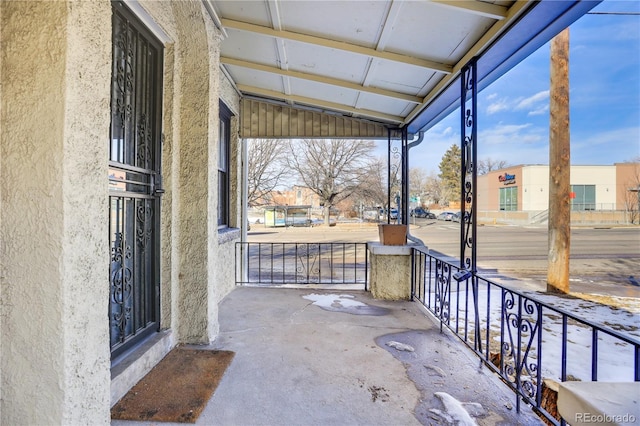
[208,0,600,135]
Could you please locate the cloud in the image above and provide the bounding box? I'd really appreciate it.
[528,105,548,116]
[485,90,549,116]
[515,90,549,110]
[486,98,509,115]
[572,126,640,164]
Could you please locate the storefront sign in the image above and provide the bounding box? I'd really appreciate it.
[498,173,516,185]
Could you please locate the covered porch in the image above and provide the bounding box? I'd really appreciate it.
[4,1,634,425]
[112,286,544,425]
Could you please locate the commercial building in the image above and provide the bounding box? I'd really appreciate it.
[477,163,639,223]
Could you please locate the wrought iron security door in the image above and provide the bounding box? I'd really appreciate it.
[109,2,163,359]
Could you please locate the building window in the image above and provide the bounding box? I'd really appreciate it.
[218,102,233,227]
[499,186,518,211]
[571,185,596,211]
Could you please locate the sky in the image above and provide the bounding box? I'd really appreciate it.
[406,0,640,174]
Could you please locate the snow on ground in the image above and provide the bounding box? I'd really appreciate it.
[432,285,639,383]
[303,293,363,309]
[430,392,479,426]
[386,341,415,352]
[302,293,390,316]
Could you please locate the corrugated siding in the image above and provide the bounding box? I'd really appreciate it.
[241,99,397,139]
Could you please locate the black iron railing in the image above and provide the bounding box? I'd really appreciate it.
[236,242,368,287]
[411,246,640,425]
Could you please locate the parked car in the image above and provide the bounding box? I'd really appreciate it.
[410,207,435,218]
[437,211,456,221]
[452,212,471,223]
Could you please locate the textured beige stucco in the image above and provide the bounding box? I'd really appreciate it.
[1,1,112,424]
[369,244,412,300]
[2,0,242,423]
[171,0,213,344]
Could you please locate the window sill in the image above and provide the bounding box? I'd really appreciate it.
[218,227,241,244]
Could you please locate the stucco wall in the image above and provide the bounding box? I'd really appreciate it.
[1,1,112,424]
[135,0,239,345]
[2,0,243,423]
[522,165,549,211]
[138,0,243,345]
[368,244,412,300]
[616,162,640,211]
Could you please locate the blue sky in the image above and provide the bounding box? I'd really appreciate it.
[408,0,640,173]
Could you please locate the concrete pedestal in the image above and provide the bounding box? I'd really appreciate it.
[558,381,639,425]
[368,242,416,300]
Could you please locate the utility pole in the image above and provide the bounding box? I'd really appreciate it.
[547,28,571,293]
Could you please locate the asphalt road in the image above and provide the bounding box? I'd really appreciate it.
[410,220,640,298]
[247,220,640,298]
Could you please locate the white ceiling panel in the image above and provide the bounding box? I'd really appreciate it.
[382,1,496,62]
[213,1,272,26]
[289,78,360,107]
[283,40,371,84]
[221,29,280,66]
[277,1,391,47]
[367,60,439,96]
[225,65,287,93]
[354,92,414,117]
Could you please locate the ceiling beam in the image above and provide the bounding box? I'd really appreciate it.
[220,18,453,74]
[222,57,422,104]
[265,0,293,100]
[236,84,405,124]
[429,0,508,20]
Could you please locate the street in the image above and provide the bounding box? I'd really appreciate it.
[248,220,640,299]
[411,220,640,298]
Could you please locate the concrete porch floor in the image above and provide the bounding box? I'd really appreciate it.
[112,286,544,425]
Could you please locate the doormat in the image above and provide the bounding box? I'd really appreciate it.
[111,348,235,423]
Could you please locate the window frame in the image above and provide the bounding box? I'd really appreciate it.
[570,184,596,211]
[218,101,233,227]
[499,186,518,211]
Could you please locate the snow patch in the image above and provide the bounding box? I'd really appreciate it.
[303,293,366,309]
[431,392,479,426]
[386,340,415,352]
[302,293,390,316]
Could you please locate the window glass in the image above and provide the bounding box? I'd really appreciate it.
[499,186,518,211]
[571,184,596,210]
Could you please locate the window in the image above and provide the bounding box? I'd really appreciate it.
[218,102,233,227]
[499,186,518,211]
[571,185,596,211]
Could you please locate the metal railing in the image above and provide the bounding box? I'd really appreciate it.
[236,242,368,287]
[411,247,640,425]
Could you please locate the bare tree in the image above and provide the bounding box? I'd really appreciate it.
[424,173,445,206]
[353,157,388,209]
[247,139,289,206]
[622,159,640,224]
[409,167,428,205]
[287,139,376,225]
[478,158,509,175]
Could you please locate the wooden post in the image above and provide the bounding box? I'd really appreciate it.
[547,28,571,293]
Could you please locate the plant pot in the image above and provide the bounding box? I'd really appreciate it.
[378,224,407,246]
